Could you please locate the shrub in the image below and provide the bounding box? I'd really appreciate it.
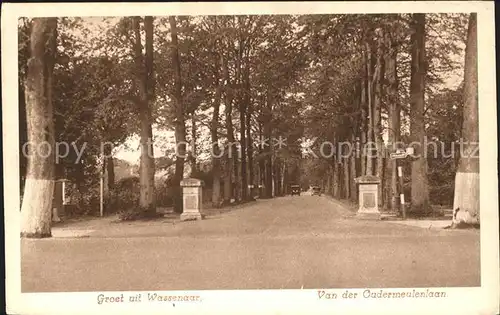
[82,187,101,216]
[114,176,140,193]
[155,180,173,207]
[65,184,100,217]
[106,176,140,215]
[429,184,454,206]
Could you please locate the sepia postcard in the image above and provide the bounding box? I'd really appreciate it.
[2,1,499,315]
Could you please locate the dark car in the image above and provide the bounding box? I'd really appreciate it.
[291,185,301,196]
[311,186,322,196]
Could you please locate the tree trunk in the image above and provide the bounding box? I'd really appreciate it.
[373,32,385,206]
[452,13,479,227]
[326,167,332,196]
[169,16,186,213]
[343,147,350,199]
[211,54,222,208]
[233,30,247,201]
[19,69,28,197]
[21,18,58,238]
[191,113,198,173]
[258,121,266,198]
[385,30,401,211]
[239,65,250,200]
[264,152,273,198]
[103,144,115,192]
[328,164,334,195]
[360,77,367,176]
[272,158,278,197]
[132,16,156,216]
[246,95,254,199]
[232,155,240,203]
[263,96,273,198]
[223,153,232,204]
[333,155,340,199]
[238,103,247,200]
[232,139,240,203]
[365,43,374,176]
[282,163,288,195]
[276,158,283,196]
[409,13,431,215]
[222,56,234,205]
[350,134,357,202]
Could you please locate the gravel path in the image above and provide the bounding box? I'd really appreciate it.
[21,195,480,292]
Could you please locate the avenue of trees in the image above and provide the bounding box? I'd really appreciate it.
[18,13,478,237]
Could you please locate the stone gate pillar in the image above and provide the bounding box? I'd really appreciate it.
[180,178,204,221]
[354,175,381,220]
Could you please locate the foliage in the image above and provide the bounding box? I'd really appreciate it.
[295,14,468,207]
[18,13,470,216]
[106,176,140,219]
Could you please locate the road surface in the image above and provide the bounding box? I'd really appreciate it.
[21,195,480,292]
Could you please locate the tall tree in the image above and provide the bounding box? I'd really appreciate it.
[238,49,249,201]
[452,13,479,227]
[21,18,58,238]
[169,16,187,213]
[190,113,198,173]
[222,54,235,204]
[409,13,431,214]
[349,133,357,202]
[373,29,385,205]
[103,144,115,194]
[343,153,350,199]
[263,94,273,198]
[365,42,375,176]
[18,19,31,195]
[359,74,367,177]
[133,16,156,216]
[258,120,265,197]
[211,52,223,207]
[384,29,401,211]
[245,76,255,198]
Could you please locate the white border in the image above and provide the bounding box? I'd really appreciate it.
[2,2,499,315]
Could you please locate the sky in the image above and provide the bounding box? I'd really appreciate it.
[114,128,175,164]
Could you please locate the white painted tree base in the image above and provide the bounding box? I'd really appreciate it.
[21,178,54,237]
[452,172,480,226]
